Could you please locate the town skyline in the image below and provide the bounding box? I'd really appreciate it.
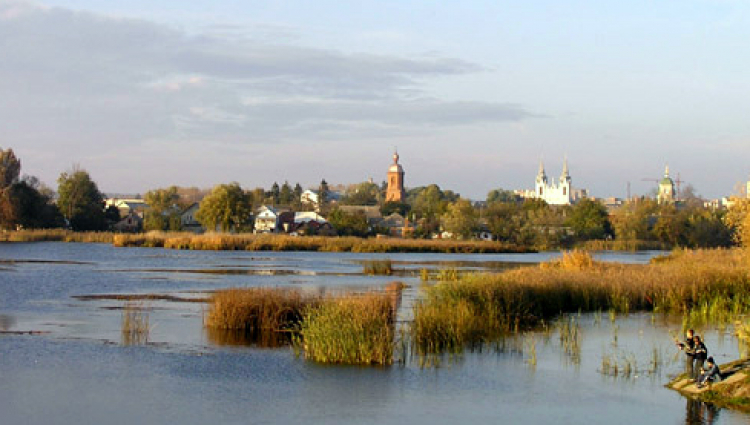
[3,0,749,200]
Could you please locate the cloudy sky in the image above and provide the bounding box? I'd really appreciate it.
[2,0,749,199]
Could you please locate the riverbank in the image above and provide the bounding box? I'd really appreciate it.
[668,359,750,411]
[0,229,531,254]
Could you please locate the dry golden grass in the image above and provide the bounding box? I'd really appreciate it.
[1,229,115,243]
[205,287,317,333]
[113,232,529,253]
[413,248,750,353]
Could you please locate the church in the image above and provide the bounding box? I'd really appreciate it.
[385,150,406,203]
[517,159,588,205]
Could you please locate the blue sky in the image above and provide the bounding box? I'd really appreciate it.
[2,0,749,199]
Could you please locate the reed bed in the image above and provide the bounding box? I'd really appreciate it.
[1,229,115,243]
[114,233,529,254]
[297,293,396,365]
[121,302,150,345]
[205,288,318,346]
[413,249,750,353]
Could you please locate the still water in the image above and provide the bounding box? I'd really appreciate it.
[0,242,747,425]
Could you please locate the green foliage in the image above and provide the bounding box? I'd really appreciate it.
[144,186,181,231]
[486,188,521,204]
[611,198,658,241]
[279,181,293,205]
[57,168,107,231]
[326,207,370,236]
[1,177,64,229]
[381,201,410,217]
[566,198,612,240]
[441,199,479,239]
[0,148,21,189]
[342,181,381,206]
[196,182,252,232]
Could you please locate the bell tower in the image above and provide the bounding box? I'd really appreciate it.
[386,150,406,203]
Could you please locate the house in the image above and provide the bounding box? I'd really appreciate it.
[338,205,383,226]
[378,213,414,237]
[113,212,143,233]
[254,206,286,233]
[301,190,320,211]
[180,203,203,233]
[104,198,148,217]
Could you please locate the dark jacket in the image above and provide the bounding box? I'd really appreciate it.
[694,342,708,361]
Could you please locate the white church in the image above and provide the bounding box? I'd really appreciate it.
[516,159,588,205]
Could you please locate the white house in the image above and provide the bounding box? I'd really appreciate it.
[254,206,281,233]
[180,203,203,233]
[301,190,320,210]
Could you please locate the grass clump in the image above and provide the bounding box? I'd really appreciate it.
[362,259,393,275]
[298,294,395,365]
[205,288,318,346]
[121,302,150,345]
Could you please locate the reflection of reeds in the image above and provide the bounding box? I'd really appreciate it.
[412,249,750,355]
[121,302,150,345]
[362,259,393,275]
[298,294,395,365]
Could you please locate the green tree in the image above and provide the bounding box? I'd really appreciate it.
[485,201,523,243]
[327,208,370,237]
[196,183,252,232]
[319,179,330,208]
[611,198,658,241]
[57,168,107,231]
[144,186,180,231]
[0,148,21,190]
[1,177,63,229]
[441,199,479,239]
[381,201,410,217]
[652,204,687,246]
[486,188,520,204]
[566,198,612,241]
[342,182,380,206]
[293,183,303,209]
[271,182,280,205]
[279,181,293,205]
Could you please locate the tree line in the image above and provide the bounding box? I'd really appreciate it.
[0,146,743,250]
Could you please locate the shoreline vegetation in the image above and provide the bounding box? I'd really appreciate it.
[668,359,750,411]
[0,229,533,254]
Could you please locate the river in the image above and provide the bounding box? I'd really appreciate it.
[0,242,745,424]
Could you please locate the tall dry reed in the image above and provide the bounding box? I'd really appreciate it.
[413,249,750,353]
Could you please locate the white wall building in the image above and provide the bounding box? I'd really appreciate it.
[517,160,587,205]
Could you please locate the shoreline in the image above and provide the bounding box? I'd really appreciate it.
[667,358,750,411]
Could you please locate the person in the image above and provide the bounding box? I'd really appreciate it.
[697,357,721,388]
[677,329,696,373]
[693,335,708,375]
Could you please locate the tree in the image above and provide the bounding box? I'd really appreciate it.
[342,182,380,206]
[144,186,180,231]
[279,181,293,205]
[441,199,479,239]
[1,177,63,229]
[327,208,370,237]
[319,179,330,212]
[271,182,280,205]
[485,201,523,243]
[486,188,521,204]
[57,168,107,231]
[196,183,252,232]
[611,198,658,241]
[0,148,21,190]
[293,183,303,209]
[566,198,612,241]
[381,201,410,217]
[725,197,750,246]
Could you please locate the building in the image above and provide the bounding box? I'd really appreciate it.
[180,203,202,233]
[385,150,406,203]
[301,190,320,211]
[658,165,676,205]
[104,198,147,217]
[254,206,283,233]
[517,159,587,205]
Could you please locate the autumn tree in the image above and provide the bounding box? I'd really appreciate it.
[566,198,612,241]
[196,183,252,232]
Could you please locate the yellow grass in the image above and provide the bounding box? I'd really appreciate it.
[121,302,150,345]
[413,248,750,353]
[1,229,115,243]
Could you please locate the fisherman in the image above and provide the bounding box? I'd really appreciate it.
[676,329,696,374]
[693,335,708,375]
[696,357,721,388]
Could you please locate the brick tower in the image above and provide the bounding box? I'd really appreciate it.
[386,150,405,203]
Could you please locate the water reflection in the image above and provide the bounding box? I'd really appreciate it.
[685,399,720,424]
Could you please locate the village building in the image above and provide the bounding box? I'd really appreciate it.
[658,165,676,205]
[180,203,203,233]
[385,150,406,203]
[104,198,147,217]
[517,159,587,205]
[254,206,284,233]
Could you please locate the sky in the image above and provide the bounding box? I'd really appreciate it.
[2,0,749,200]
